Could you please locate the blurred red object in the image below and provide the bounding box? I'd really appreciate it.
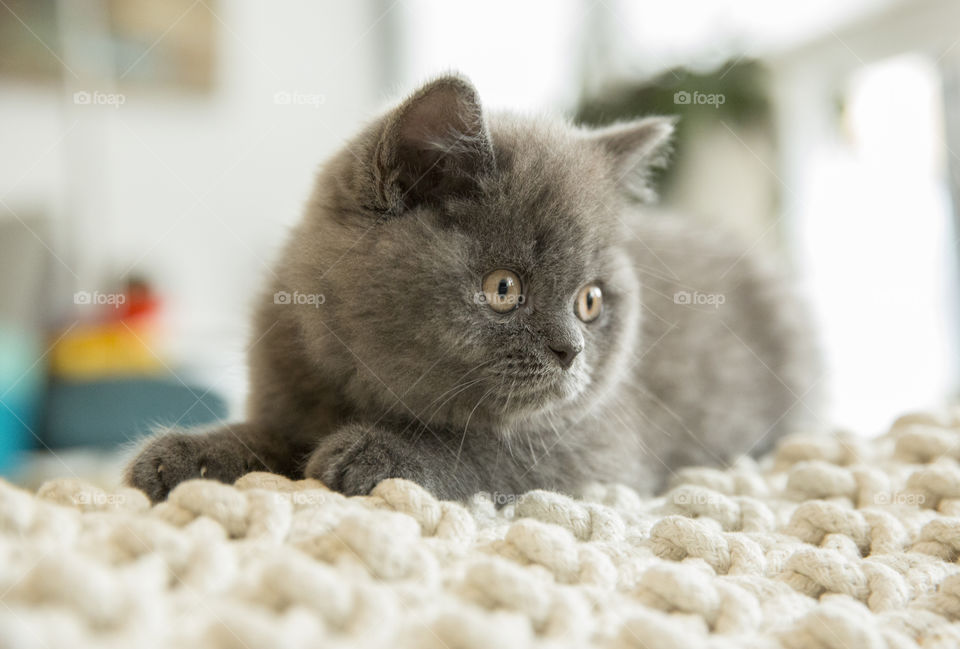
[115,277,161,322]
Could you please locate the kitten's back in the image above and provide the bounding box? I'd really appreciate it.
[623,210,820,475]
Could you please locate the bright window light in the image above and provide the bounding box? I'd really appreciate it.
[798,53,959,434]
[394,0,582,111]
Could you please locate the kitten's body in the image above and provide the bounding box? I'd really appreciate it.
[128,76,818,502]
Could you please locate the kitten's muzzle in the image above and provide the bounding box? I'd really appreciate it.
[535,317,584,371]
[547,341,582,370]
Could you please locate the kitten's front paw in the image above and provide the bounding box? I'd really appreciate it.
[126,431,250,503]
[306,425,433,496]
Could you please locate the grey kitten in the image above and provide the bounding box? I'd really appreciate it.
[127,74,819,503]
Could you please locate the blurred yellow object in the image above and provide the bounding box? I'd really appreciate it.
[50,322,164,379]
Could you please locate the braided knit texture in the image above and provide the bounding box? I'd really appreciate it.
[5,412,960,648]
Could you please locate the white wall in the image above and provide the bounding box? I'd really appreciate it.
[392,0,584,112]
[0,0,384,413]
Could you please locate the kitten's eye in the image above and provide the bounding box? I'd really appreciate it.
[482,269,523,313]
[576,284,603,322]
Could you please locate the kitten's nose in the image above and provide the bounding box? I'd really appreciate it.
[548,342,582,370]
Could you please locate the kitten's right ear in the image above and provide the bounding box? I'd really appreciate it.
[588,116,676,201]
[371,74,495,215]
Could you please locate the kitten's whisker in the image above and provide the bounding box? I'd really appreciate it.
[422,377,488,426]
[502,377,517,415]
[534,411,565,467]
[370,358,491,443]
[407,360,493,432]
[418,372,489,419]
[407,373,490,445]
[523,427,537,465]
[455,384,497,468]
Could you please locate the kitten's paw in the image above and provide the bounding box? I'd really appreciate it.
[126,431,252,503]
[306,425,432,497]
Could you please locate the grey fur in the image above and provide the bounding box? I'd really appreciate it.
[126,74,820,503]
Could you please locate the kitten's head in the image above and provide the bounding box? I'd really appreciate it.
[283,74,673,432]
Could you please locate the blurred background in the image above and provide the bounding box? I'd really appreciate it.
[1,0,958,486]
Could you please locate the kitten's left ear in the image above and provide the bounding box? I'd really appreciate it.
[588,116,677,201]
[374,74,496,214]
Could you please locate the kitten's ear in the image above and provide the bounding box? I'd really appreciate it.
[589,116,676,201]
[373,74,495,214]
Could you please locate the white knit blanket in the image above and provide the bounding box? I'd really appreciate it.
[4,412,960,649]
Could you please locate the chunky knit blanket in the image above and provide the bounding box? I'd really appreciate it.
[4,412,960,649]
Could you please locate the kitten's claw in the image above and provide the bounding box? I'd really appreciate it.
[126,432,249,503]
